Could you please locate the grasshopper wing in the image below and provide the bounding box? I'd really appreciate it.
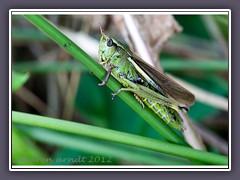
[131,54,195,107]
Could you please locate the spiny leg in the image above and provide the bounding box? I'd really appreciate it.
[135,84,185,113]
[134,94,145,108]
[98,64,116,86]
[116,76,183,112]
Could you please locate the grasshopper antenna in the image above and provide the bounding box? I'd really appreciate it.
[99,23,104,35]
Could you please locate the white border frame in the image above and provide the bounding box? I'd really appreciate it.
[9,9,231,171]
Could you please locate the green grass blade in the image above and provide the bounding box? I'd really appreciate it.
[12,111,228,165]
[161,59,228,71]
[20,126,190,165]
[12,125,48,165]
[12,71,30,92]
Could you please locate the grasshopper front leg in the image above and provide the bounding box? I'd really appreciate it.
[98,64,117,86]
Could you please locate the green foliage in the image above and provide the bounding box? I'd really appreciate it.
[11,14,229,166]
[12,111,228,165]
[12,125,48,165]
[20,126,189,165]
[12,71,30,92]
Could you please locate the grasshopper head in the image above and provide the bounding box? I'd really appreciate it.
[98,30,118,64]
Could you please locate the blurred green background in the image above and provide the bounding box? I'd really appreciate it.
[11,14,228,165]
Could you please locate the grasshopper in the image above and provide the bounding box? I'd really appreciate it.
[98,29,195,130]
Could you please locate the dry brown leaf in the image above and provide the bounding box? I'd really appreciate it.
[112,15,182,69]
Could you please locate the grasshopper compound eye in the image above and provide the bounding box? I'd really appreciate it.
[107,38,113,47]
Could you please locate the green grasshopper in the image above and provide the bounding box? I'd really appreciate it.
[98,28,195,130]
